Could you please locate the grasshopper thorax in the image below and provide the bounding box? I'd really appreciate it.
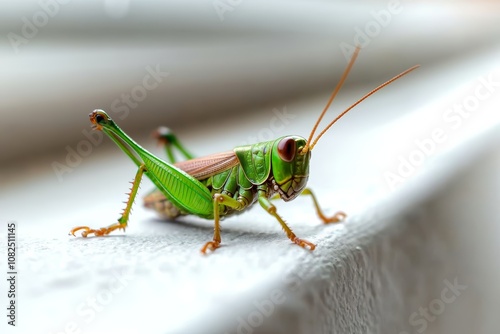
[270,136,310,202]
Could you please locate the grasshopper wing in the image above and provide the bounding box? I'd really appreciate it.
[143,151,240,217]
[141,150,239,219]
[174,151,239,180]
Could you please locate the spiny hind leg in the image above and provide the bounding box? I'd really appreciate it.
[153,126,194,163]
[70,164,146,237]
[270,188,346,224]
[144,127,190,214]
[259,192,315,251]
[201,193,245,254]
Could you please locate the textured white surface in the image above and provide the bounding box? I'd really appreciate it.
[1,48,500,334]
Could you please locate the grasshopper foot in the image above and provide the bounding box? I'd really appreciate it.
[69,223,126,237]
[321,211,347,224]
[293,237,316,251]
[200,240,221,254]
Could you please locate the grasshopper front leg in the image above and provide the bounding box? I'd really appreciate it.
[259,189,316,250]
[300,188,346,223]
[70,164,147,237]
[270,188,346,224]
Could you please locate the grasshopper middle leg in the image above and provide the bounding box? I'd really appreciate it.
[201,193,245,254]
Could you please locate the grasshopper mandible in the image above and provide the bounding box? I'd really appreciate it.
[70,48,419,253]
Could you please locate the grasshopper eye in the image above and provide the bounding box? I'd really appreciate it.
[277,137,296,162]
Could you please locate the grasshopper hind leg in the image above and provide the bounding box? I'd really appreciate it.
[144,127,193,219]
[153,126,194,163]
[70,164,146,237]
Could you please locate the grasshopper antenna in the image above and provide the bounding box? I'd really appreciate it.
[302,46,361,154]
[308,64,420,151]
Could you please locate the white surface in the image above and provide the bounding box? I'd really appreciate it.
[1,46,500,333]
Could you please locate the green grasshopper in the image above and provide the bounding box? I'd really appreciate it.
[70,48,418,253]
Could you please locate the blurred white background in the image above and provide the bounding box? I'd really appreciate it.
[1,1,500,334]
[1,0,500,176]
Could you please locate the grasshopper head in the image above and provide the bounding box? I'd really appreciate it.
[271,136,310,201]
